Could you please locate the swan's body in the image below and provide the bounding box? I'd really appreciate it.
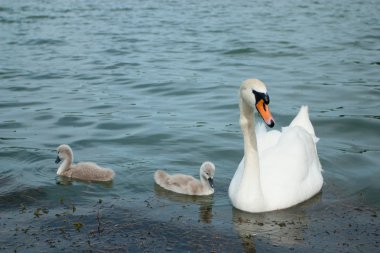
[154,161,215,196]
[55,144,115,182]
[228,79,323,213]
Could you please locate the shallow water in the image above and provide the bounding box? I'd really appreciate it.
[1,0,380,252]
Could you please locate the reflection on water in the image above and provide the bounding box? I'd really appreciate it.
[154,183,214,224]
[232,192,322,253]
[55,175,115,188]
[0,186,47,209]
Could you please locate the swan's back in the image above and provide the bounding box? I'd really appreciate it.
[70,162,115,182]
[260,124,323,210]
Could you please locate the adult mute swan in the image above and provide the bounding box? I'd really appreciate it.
[154,161,215,196]
[55,144,115,182]
[228,79,323,213]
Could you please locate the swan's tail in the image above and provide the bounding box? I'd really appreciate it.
[154,170,170,187]
[91,167,115,181]
[289,106,319,142]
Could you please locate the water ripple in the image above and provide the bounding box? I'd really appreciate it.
[1,0,380,250]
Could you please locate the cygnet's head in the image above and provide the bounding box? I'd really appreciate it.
[240,79,275,128]
[55,144,73,164]
[200,161,216,189]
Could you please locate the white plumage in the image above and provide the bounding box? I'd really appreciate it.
[228,79,323,213]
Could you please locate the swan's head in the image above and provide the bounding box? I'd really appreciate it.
[55,144,73,164]
[200,161,216,189]
[240,79,275,128]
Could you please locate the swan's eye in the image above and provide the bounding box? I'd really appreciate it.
[264,94,270,104]
[252,90,270,105]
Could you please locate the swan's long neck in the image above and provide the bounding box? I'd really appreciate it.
[57,154,72,175]
[239,99,265,205]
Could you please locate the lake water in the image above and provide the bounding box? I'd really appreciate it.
[1,0,379,252]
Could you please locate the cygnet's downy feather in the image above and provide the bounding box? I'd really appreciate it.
[154,161,215,196]
[55,144,115,182]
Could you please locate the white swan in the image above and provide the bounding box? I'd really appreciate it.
[154,161,215,196]
[228,79,323,213]
[55,144,115,182]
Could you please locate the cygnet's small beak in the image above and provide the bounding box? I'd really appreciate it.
[208,178,214,189]
[55,156,61,164]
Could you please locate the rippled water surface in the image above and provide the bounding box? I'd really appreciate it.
[1,0,380,252]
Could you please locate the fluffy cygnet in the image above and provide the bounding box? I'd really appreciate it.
[55,144,115,182]
[154,161,215,196]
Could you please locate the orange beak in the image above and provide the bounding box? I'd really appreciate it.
[256,99,275,128]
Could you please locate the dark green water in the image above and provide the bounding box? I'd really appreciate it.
[1,0,379,252]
